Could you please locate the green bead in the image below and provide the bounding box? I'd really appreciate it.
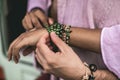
[56,32,60,35]
[54,29,57,31]
[60,30,63,33]
[57,24,60,28]
[54,23,57,26]
[51,30,54,32]
[50,26,54,29]
[56,29,60,31]
[59,35,62,38]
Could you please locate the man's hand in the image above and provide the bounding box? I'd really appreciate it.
[35,32,86,80]
[7,28,48,63]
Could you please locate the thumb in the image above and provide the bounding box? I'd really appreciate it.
[50,32,68,52]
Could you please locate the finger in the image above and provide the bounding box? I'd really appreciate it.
[48,18,54,25]
[35,53,42,65]
[23,46,35,56]
[14,54,20,63]
[22,13,33,30]
[34,10,48,26]
[50,32,69,52]
[35,48,46,65]
[47,42,53,50]
[10,32,27,62]
[13,56,19,64]
[37,33,54,59]
[22,17,28,30]
[30,13,42,29]
[8,33,25,61]
[25,13,33,30]
[12,36,33,62]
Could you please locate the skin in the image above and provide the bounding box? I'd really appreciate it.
[8,8,54,63]
[7,27,101,63]
[35,32,87,80]
[70,28,102,53]
[35,32,117,80]
[7,27,118,79]
[7,4,117,79]
[22,9,53,30]
[7,28,47,63]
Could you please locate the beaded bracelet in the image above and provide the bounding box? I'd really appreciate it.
[45,23,71,52]
[82,62,97,80]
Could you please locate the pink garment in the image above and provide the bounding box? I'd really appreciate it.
[101,25,120,78]
[27,0,51,14]
[28,0,120,79]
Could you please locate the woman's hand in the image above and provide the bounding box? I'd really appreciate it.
[35,32,86,80]
[7,28,48,63]
[22,9,53,30]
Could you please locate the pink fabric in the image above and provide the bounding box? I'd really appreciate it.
[28,0,120,79]
[101,25,120,78]
[27,0,51,14]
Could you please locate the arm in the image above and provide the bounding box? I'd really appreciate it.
[70,27,102,53]
[69,25,120,78]
[35,32,117,80]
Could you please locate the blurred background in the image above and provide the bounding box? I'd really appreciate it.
[0,0,41,80]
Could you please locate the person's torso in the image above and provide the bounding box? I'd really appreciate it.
[49,0,120,79]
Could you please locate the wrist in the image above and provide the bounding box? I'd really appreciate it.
[76,62,97,80]
[37,28,48,37]
[31,7,45,14]
[75,64,91,80]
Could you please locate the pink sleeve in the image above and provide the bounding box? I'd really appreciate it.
[101,25,120,78]
[27,0,51,14]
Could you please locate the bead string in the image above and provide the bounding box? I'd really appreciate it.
[82,62,97,80]
[45,23,71,52]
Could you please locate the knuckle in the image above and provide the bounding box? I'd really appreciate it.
[41,18,47,23]
[47,58,55,66]
[32,20,38,26]
[43,66,51,73]
[14,46,19,50]
[36,43,40,48]
[23,37,28,42]
[21,38,28,45]
[22,20,26,26]
[13,46,19,52]
[37,39,42,47]
[22,18,25,23]
[19,33,25,37]
[35,9,40,13]
[22,19,24,24]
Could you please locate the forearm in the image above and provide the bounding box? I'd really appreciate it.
[70,27,102,53]
[94,70,118,80]
[75,64,117,80]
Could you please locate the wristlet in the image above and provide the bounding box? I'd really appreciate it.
[45,22,71,52]
[82,62,97,80]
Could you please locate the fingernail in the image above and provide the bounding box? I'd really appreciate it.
[51,32,57,37]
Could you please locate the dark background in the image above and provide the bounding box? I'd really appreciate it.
[7,0,27,44]
[1,1,27,79]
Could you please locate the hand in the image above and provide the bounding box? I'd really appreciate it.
[35,32,86,80]
[22,9,53,30]
[7,28,48,63]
